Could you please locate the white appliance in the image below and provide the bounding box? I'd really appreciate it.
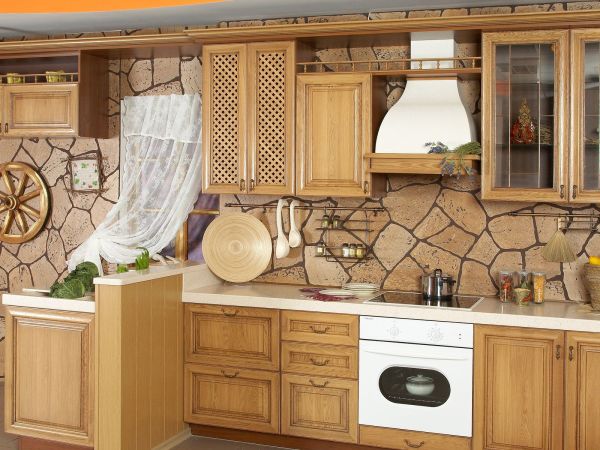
[359,316,473,437]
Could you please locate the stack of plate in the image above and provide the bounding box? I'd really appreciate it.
[342,283,380,296]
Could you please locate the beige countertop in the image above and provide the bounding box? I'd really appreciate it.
[182,277,600,333]
[93,260,202,286]
[2,291,95,313]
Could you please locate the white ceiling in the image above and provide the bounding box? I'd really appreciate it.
[0,0,580,38]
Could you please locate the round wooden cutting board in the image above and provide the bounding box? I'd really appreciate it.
[202,212,272,283]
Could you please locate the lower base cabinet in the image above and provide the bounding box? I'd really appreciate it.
[281,373,358,443]
[4,307,94,447]
[184,363,280,434]
[360,425,471,450]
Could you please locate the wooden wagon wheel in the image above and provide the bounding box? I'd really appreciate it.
[0,162,50,244]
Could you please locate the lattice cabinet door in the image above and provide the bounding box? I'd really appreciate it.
[202,44,248,194]
[247,41,296,195]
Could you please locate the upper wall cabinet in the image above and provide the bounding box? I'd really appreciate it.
[481,30,569,202]
[296,73,385,197]
[0,52,108,139]
[202,41,295,195]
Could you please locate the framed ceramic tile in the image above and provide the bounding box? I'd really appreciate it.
[69,155,103,192]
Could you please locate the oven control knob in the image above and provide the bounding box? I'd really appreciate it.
[427,326,444,343]
[388,326,400,337]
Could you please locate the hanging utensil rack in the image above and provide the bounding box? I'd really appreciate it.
[224,202,385,213]
[508,212,600,231]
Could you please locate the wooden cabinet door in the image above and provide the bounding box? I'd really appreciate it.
[202,43,247,194]
[185,304,279,371]
[247,41,295,195]
[481,30,569,202]
[185,363,279,434]
[281,341,358,379]
[281,373,358,443]
[5,307,94,446]
[473,325,564,450]
[296,73,372,197]
[565,332,600,450]
[3,84,78,136]
[281,310,358,346]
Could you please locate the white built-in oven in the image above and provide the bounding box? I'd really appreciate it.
[359,316,473,437]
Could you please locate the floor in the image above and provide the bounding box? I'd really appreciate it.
[0,383,18,450]
[173,436,294,450]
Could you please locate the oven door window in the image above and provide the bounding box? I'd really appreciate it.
[379,367,450,407]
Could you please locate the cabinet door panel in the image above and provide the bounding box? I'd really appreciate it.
[185,304,279,371]
[202,43,247,194]
[482,30,569,202]
[3,84,78,136]
[247,41,295,195]
[281,310,358,346]
[281,373,357,443]
[565,332,600,450]
[281,341,358,379]
[185,364,279,434]
[5,308,94,446]
[473,325,564,450]
[296,73,371,197]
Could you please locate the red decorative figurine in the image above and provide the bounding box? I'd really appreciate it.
[510,99,536,145]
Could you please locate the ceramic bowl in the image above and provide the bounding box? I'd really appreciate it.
[405,374,435,396]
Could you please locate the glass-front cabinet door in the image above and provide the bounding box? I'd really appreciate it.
[572,30,600,203]
[482,31,569,201]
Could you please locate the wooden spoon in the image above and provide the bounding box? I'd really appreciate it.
[288,200,302,248]
[275,199,290,259]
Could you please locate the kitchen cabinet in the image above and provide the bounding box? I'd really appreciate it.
[202,41,295,195]
[281,341,358,379]
[281,373,358,443]
[184,303,280,371]
[4,307,94,447]
[482,30,569,202]
[184,364,280,434]
[296,73,385,197]
[360,425,471,450]
[281,310,359,346]
[473,325,564,450]
[565,332,600,450]
[0,52,108,138]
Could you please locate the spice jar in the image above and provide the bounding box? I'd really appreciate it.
[356,244,366,259]
[517,271,533,303]
[532,272,546,304]
[349,244,357,258]
[316,241,326,256]
[332,215,342,229]
[321,214,331,229]
[498,270,513,303]
[342,243,350,258]
[513,288,531,306]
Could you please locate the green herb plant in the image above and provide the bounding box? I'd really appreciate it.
[116,264,129,274]
[135,247,151,271]
[50,261,100,299]
[426,141,482,178]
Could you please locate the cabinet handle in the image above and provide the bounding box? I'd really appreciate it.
[309,325,330,334]
[569,345,574,361]
[556,344,562,360]
[572,185,578,199]
[249,179,255,191]
[363,181,369,194]
[309,379,329,388]
[404,440,425,448]
[560,185,565,199]
[310,358,330,367]
[221,308,239,317]
[221,370,239,378]
[3,123,6,133]
[239,179,246,191]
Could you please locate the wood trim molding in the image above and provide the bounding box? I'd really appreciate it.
[187,10,600,43]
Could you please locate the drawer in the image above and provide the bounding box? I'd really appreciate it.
[282,373,358,443]
[282,341,358,379]
[185,304,279,371]
[184,363,280,434]
[359,425,471,450]
[281,311,358,346]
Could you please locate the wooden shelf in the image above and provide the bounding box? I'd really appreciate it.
[366,153,481,175]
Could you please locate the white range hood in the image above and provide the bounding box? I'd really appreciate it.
[375,31,476,153]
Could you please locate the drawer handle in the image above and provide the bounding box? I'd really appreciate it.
[309,325,331,334]
[310,358,330,367]
[309,379,329,388]
[569,345,574,361]
[556,344,562,360]
[221,370,239,378]
[404,440,425,448]
[221,308,239,317]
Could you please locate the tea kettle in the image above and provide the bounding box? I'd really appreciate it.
[422,268,455,301]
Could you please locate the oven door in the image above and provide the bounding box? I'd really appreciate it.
[359,339,473,437]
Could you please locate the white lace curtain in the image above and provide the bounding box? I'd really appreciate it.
[68,94,202,274]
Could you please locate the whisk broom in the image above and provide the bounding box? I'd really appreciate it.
[542,218,576,263]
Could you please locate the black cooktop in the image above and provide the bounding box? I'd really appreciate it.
[366,291,482,309]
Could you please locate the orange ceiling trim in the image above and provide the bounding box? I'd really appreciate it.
[4,0,224,14]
